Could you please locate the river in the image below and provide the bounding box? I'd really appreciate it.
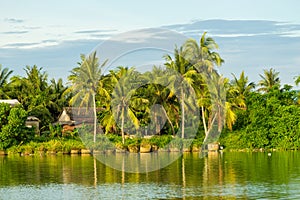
[1,151,300,199]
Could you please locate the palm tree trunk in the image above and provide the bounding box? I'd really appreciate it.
[154,111,160,135]
[162,106,175,136]
[201,106,208,136]
[181,87,185,138]
[92,92,97,143]
[204,113,217,143]
[121,105,125,144]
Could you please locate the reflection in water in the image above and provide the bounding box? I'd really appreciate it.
[94,151,182,173]
[1,152,300,199]
[93,158,97,187]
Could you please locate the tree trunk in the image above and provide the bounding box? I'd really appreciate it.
[154,111,160,135]
[201,106,208,136]
[162,106,175,136]
[181,87,185,138]
[121,105,125,144]
[92,93,97,143]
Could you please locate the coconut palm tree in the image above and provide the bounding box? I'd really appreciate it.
[204,72,227,140]
[164,46,197,138]
[295,75,300,86]
[183,32,224,73]
[8,65,54,129]
[258,68,280,92]
[67,51,107,143]
[0,65,13,98]
[48,78,70,120]
[141,66,177,136]
[110,67,140,144]
[231,71,255,100]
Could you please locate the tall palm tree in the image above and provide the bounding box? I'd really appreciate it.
[202,72,226,141]
[183,32,224,73]
[0,65,13,98]
[110,67,140,144]
[67,51,107,143]
[142,66,177,136]
[164,46,197,138]
[258,68,280,92]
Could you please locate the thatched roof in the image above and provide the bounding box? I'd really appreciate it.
[57,107,103,125]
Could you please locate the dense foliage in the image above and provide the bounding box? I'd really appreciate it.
[0,103,33,149]
[0,32,300,151]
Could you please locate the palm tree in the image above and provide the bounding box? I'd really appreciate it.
[67,51,107,143]
[295,75,300,86]
[110,67,140,144]
[8,65,55,129]
[258,68,280,92]
[183,32,224,73]
[141,66,177,136]
[0,65,13,98]
[164,46,197,138]
[202,72,227,141]
[231,71,255,99]
[49,78,70,120]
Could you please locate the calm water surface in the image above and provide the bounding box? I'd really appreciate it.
[1,152,300,199]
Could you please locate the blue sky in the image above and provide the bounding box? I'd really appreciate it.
[1,0,300,86]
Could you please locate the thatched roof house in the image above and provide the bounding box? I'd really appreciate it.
[55,107,103,133]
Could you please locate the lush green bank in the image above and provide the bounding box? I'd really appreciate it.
[0,135,205,155]
[1,33,300,152]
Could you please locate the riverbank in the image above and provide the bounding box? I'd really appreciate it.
[1,135,299,156]
[0,135,205,156]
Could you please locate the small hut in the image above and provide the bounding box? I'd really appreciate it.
[55,107,103,133]
[56,109,76,133]
[26,116,40,135]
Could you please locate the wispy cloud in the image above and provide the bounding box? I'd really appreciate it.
[74,29,117,34]
[2,31,28,34]
[4,18,24,23]
[4,42,40,47]
[3,40,59,49]
[162,19,300,38]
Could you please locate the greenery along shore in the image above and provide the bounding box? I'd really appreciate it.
[1,32,300,153]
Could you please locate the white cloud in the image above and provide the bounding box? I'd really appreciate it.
[4,18,24,23]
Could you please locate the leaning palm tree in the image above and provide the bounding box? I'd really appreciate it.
[202,72,226,141]
[183,32,224,73]
[67,51,107,143]
[0,64,13,98]
[258,68,280,93]
[164,46,197,138]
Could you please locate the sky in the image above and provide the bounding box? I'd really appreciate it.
[1,0,300,86]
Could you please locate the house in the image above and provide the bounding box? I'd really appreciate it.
[55,107,102,133]
[0,99,20,107]
[56,108,76,133]
[25,116,40,135]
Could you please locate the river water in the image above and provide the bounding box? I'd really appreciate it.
[1,151,300,199]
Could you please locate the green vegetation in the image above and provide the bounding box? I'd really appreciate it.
[0,32,300,153]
